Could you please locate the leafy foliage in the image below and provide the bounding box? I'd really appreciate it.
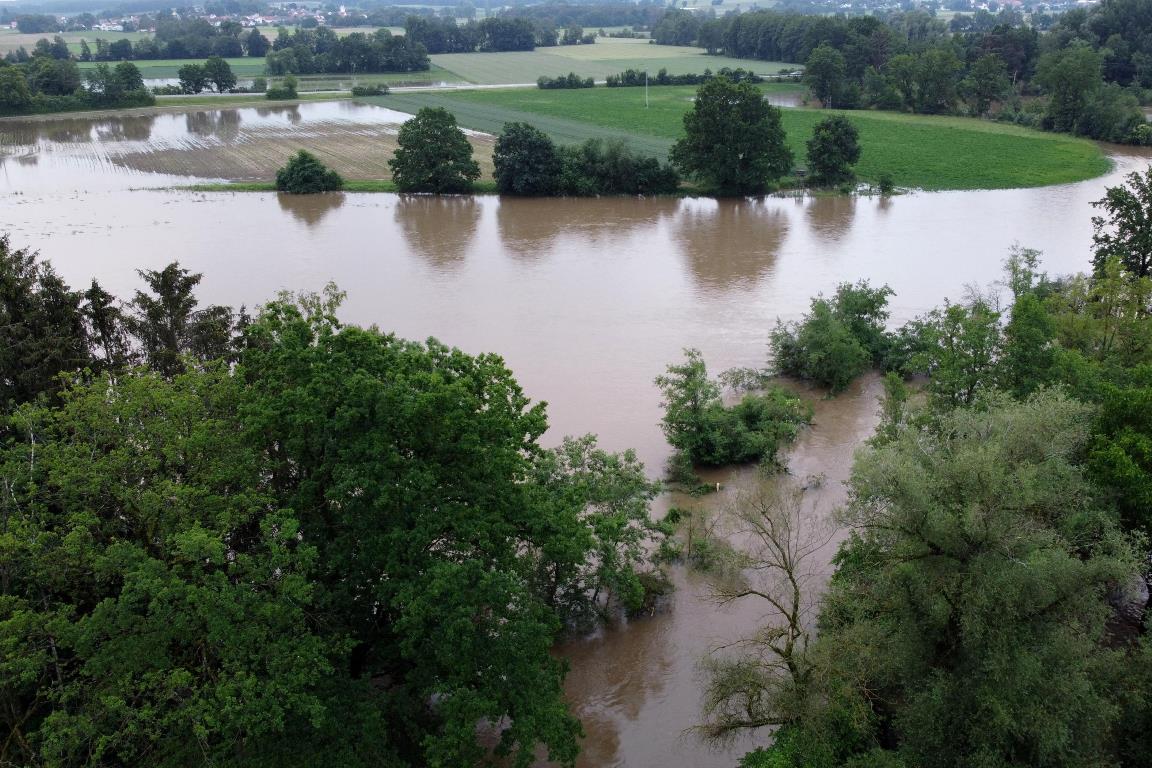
[389,107,480,194]
[275,149,344,194]
[0,367,330,766]
[770,281,893,393]
[1092,166,1152,278]
[0,235,90,412]
[655,349,810,473]
[527,435,665,625]
[239,291,583,766]
[740,389,1144,768]
[671,76,793,196]
[493,121,562,195]
[127,263,237,378]
[805,116,861,187]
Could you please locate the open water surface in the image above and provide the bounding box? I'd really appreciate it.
[3,101,1151,767]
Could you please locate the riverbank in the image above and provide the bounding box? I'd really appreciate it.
[363,85,1112,190]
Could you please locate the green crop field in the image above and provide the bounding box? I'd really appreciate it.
[430,37,794,84]
[361,85,1111,190]
[76,57,265,79]
[0,29,150,55]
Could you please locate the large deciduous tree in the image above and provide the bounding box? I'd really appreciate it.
[239,289,581,766]
[746,391,1141,768]
[203,55,237,93]
[671,76,793,196]
[389,106,480,194]
[1092,166,1152,278]
[128,262,236,376]
[0,366,330,767]
[805,115,861,187]
[805,44,847,108]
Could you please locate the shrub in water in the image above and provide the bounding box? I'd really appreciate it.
[275,150,344,194]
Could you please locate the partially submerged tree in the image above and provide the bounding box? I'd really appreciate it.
[671,76,793,196]
[655,349,810,478]
[770,280,893,393]
[699,479,835,742]
[276,149,344,194]
[493,121,562,195]
[389,106,481,194]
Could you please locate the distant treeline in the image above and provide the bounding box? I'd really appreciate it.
[606,66,766,87]
[403,15,542,53]
[498,1,666,31]
[653,3,1152,146]
[2,19,272,64]
[0,57,154,115]
[536,67,775,90]
[265,27,428,75]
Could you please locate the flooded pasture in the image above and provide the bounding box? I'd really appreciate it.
[3,100,1150,767]
[0,100,495,188]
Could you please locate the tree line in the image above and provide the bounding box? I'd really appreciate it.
[0,56,153,116]
[657,1,1152,145]
[263,26,429,76]
[0,236,671,767]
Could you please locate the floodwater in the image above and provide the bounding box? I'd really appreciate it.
[3,102,1151,767]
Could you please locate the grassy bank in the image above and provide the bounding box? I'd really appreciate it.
[361,85,1110,190]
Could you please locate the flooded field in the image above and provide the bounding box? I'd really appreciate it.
[0,101,495,187]
[3,100,1150,767]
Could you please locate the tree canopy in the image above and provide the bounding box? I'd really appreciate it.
[1092,166,1152,278]
[389,107,481,194]
[670,76,793,196]
[276,150,344,194]
[0,242,671,768]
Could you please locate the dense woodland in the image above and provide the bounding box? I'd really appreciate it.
[0,55,152,114]
[656,0,1152,145]
[0,242,671,766]
[691,169,1152,768]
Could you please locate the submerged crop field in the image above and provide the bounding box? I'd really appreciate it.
[0,101,494,183]
[364,85,1111,190]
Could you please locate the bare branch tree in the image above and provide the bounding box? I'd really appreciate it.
[696,476,836,744]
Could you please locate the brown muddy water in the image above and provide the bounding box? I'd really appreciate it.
[3,101,1151,768]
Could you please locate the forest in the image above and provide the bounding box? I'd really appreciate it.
[655,0,1152,145]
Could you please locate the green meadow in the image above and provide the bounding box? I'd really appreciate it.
[363,85,1111,190]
